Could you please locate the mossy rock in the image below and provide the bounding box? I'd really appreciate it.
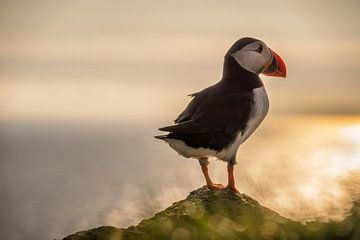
[64,187,360,240]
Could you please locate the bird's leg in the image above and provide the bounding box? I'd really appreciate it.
[198,158,223,190]
[226,162,239,194]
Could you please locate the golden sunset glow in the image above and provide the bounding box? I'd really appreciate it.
[0,1,359,240]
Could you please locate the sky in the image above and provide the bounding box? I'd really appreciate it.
[0,1,360,240]
[0,0,359,123]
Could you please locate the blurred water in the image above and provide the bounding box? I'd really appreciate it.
[0,115,359,240]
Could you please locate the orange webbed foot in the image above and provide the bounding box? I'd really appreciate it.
[207,183,225,190]
[225,185,240,194]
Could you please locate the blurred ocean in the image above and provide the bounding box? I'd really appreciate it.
[1,1,359,240]
[1,115,359,240]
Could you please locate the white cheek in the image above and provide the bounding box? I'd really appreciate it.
[263,48,273,68]
[232,50,266,74]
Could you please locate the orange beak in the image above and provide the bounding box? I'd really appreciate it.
[263,49,287,78]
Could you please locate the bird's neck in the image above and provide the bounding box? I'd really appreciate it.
[221,55,263,90]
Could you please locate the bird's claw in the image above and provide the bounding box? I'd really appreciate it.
[225,185,240,194]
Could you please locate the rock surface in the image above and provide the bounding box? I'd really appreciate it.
[63,186,360,240]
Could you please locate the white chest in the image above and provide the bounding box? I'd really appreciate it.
[216,86,269,161]
[244,86,269,139]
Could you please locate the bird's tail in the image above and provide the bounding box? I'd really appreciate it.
[154,135,168,140]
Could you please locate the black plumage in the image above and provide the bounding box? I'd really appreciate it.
[156,38,264,152]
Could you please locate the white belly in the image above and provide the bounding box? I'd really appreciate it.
[166,139,217,159]
[166,86,269,162]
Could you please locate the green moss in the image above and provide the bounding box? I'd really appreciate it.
[63,187,360,240]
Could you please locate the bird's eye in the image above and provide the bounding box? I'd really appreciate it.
[255,44,263,54]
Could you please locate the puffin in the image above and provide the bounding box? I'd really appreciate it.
[155,37,286,193]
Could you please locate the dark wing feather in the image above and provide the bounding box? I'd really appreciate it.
[174,88,208,124]
[159,82,253,136]
[159,119,223,134]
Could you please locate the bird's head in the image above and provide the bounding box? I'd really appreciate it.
[226,37,286,78]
